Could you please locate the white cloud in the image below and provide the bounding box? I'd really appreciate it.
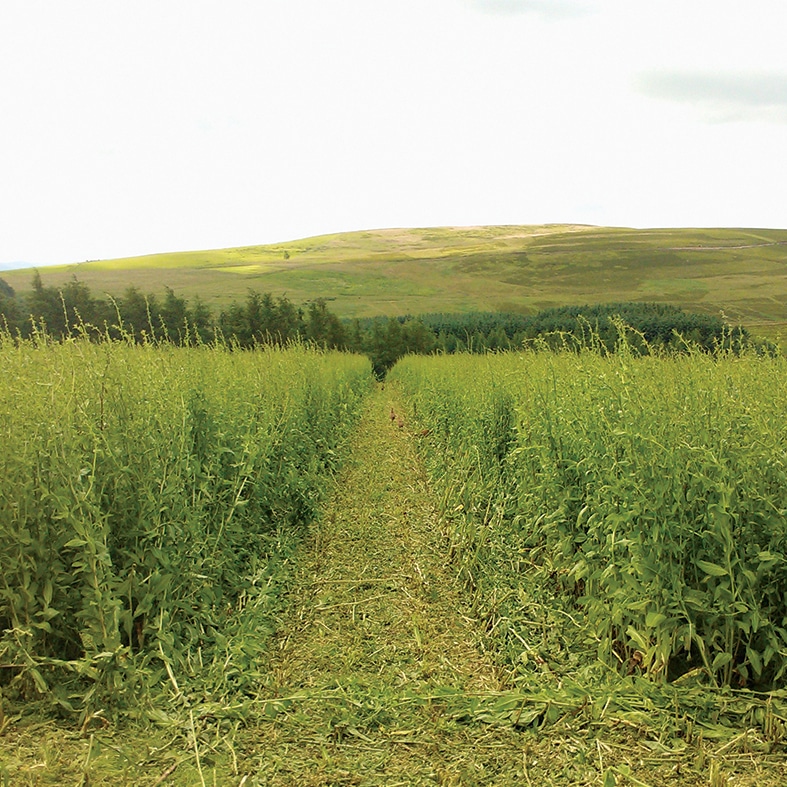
[636,71,787,123]
[466,0,596,17]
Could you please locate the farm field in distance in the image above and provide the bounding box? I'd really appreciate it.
[3,224,787,339]
[2,331,787,785]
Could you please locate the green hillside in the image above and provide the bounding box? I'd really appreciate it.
[4,225,787,334]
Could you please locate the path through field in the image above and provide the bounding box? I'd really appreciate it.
[236,386,530,785]
[9,384,783,785]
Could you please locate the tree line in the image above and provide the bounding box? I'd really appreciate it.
[0,272,437,376]
[0,273,761,377]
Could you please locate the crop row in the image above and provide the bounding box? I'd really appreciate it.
[390,350,787,690]
[0,339,371,718]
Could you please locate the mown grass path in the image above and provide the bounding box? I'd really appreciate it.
[235,385,533,785]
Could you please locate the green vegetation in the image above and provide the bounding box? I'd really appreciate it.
[374,302,754,356]
[239,387,529,785]
[2,225,787,335]
[389,350,787,725]
[3,218,787,781]
[0,338,370,728]
[0,272,759,383]
[0,272,346,349]
[4,376,786,785]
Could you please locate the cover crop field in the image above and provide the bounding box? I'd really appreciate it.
[391,348,787,691]
[2,336,787,785]
[0,338,371,725]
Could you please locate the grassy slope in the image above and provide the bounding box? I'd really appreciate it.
[4,225,787,333]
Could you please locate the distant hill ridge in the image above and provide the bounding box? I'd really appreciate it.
[3,225,787,334]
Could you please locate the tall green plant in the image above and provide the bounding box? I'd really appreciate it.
[0,335,371,718]
[391,345,787,689]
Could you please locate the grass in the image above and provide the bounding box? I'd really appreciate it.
[390,350,787,688]
[0,338,372,763]
[3,225,787,335]
[236,385,512,784]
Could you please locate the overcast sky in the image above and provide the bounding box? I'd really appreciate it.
[1,0,786,267]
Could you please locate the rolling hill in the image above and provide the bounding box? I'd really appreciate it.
[3,225,787,336]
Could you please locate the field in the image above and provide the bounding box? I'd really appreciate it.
[0,341,371,741]
[3,226,787,337]
[2,334,787,785]
[390,350,787,687]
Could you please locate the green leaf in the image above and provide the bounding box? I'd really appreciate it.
[645,612,667,628]
[696,559,727,577]
[63,538,88,548]
[29,667,48,694]
[711,651,733,671]
[626,626,649,650]
[746,646,763,676]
